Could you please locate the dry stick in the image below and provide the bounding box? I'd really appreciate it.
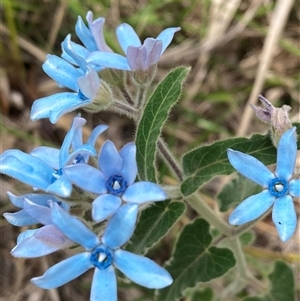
[237,0,295,136]
[46,0,69,51]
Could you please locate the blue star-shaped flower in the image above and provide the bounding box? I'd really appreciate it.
[31,202,173,300]
[227,127,299,241]
[30,35,103,123]
[0,116,106,197]
[64,140,167,246]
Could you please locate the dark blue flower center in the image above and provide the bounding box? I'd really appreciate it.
[51,168,63,183]
[268,177,288,197]
[90,246,113,270]
[106,175,127,196]
[72,154,85,164]
[78,89,88,100]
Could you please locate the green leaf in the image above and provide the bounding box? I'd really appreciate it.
[217,174,261,212]
[244,261,294,301]
[125,201,186,255]
[190,287,213,301]
[136,66,190,182]
[239,231,255,246]
[156,219,236,301]
[181,123,300,196]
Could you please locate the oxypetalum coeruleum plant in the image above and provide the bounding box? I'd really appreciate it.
[1,11,299,301]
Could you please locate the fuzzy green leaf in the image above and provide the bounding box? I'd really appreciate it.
[217,174,261,212]
[125,201,186,255]
[136,66,190,182]
[243,261,294,301]
[156,218,236,301]
[181,123,300,196]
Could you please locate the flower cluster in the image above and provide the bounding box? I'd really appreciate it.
[0,11,178,299]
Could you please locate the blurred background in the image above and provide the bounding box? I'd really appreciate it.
[0,0,299,300]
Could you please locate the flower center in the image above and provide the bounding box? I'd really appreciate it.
[268,177,288,197]
[106,175,127,196]
[72,154,85,164]
[90,245,113,270]
[78,89,88,100]
[51,168,63,183]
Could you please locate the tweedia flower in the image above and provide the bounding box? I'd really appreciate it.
[227,127,299,241]
[31,202,173,301]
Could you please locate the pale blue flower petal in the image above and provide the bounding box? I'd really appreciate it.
[23,198,52,225]
[30,92,91,124]
[87,124,109,147]
[92,194,122,222]
[16,229,37,244]
[102,203,138,249]
[51,202,100,250]
[119,142,137,185]
[30,147,60,170]
[3,210,37,226]
[46,174,72,198]
[60,116,86,165]
[77,68,100,99]
[64,164,107,194]
[122,182,167,204]
[75,16,98,51]
[275,127,297,180]
[90,266,117,301]
[156,27,181,54]
[127,45,147,70]
[61,41,90,66]
[114,249,173,288]
[0,150,54,189]
[42,54,81,91]
[11,234,59,258]
[143,38,162,65]
[98,140,123,178]
[289,179,300,197]
[63,145,96,167]
[31,252,93,289]
[227,149,274,187]
[86,51,131,70]
[116,23,141,54]
[272,195,297,241]
[229,190,275,225]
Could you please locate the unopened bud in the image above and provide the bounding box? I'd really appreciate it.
[251,95,292,147]
[83,80,113,113]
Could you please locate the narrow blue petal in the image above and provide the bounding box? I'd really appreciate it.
[31,252,93,289]
[114,250,173,288]
[77,68,101,99]
[51,202,100,250]
[11,234,60,258]
[116,23,141,54]
[98,140,123,178]
[46,174,72,198]
[86,51,131,70]
[23,198,52,225]
[42,54,81,91]
[92,194,122,222]
[63,145,96,167]
[119,142,137,185]
[75,16,98,51]
[60,116,86,165]
[3,210,37,226]
[61,41,90,66]
[272,195,297,241]
[30,92,91,124]
[71,115,84,151]
[64,164,107,194]
[229,190,275,225]
[102,203,138,249]
[30,146,60,170]
[289,179,300,197]
[155,27,181,54]
[87,124,108,147]
[275,127,297,180]
[0,150,54,189]
[123,182,167,204]
[16,229,37,244]
[7,191,25,208]
[90,266,117,301]
[227,149,274,187]
[62,35,88,72]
